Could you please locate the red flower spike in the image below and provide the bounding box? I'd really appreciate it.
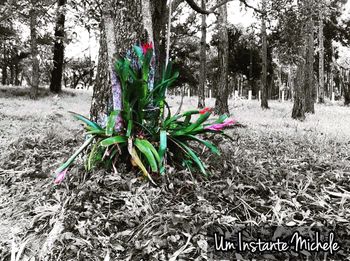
[199,107,212,114]
[142,42,153,54]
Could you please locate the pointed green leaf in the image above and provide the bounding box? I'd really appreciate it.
[106,110,120,136]
[174,139,207,176]
[134,138,158,172]
[133,45,143,60]
[185,134,220,155]
[69,112,102,130]
[54,135,95,176]
[100,136,127,147]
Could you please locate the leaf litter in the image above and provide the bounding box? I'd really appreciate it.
[0,89,350,260]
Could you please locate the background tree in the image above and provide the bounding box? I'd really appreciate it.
[318,1,325,103]
[49,0,67,93]
[214,2,229,114]
[260,0,268,109]
[198,0,206,108]
[29,0,40,99]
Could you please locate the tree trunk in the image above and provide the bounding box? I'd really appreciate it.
[214,3,229,115]
[344,71,350,106]
[90,0,151,128]
[30,4,39,99]
[261,10,269,109]
[292,59,306,120]
[14,62,20,85]
[49,0,67,94]
[292,16,308,119]
[2,44,7,85]
[318,2,325,103]
[305,2,315,113]
[345,83,350,106]
[198,0,206,108]
[151,0,167,82]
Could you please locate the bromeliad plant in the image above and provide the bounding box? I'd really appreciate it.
[54,42,235,184]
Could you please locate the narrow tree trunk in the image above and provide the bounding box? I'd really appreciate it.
[344,71,350,106]
[249,44,253,94]
[318,3,325,103]
[9,62,14,85]
[30,4,39,99]
[151,0,167,82]
[14,62,20,85]
[261,10,269,109]
[214,3,229,115]
[292,58,306,120]
[292,9,309,120]
[198,0,206,108]
[2,43,7,85]
[305,3,315,113]
[49,0,67,93]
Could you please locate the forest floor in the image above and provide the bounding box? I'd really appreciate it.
[0,85,350,260]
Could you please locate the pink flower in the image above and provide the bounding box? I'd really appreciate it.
[204,119,235,131]
[54,168,68,184]
[142,42,153,54]
[199,107,212,114]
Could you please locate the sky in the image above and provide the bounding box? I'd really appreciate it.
[61,0,350,65]
[65,0,259,62]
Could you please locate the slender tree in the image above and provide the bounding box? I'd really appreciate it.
[318,1,325,103]
[30,0,39,99]
[305,0,315,113]
[260,1,268,109]
[214,2,229,114]
[49,0,67,93]
[198,0,206,108]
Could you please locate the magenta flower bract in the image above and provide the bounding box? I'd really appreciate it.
[204,119,235,131]
[54,168,68,184]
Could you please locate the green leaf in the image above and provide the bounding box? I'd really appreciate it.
[173,112,211,136]
[140,139,161,164]
[173,138,207,176]
[54,135,95,175]
[100,136,127,147]
[126,120,133,137]
[215,114,229,124]
[69,112,102,130]
[185,134,220,155]
[87,141,99,171]
[133,45,143,60]
[86,129,106,135]
[164,110,199,127]
[106,110,120,136]
[128,140,156,185]
[158,130,167,174]
[134,138,158,172]
[158,130,167,160]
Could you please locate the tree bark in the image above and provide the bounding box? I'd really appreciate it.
[2,43,7,85]
[344,71,350,106]
[90,0,150,127]
[151,0,167,82]
[292,58,306,120]
[318,2,325,103]
[198,0,206,108]
[305,0,315,113]
[30,3,39,99]
[260,9,269,109]
[49,0,67,94]
[214,2,229,115]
